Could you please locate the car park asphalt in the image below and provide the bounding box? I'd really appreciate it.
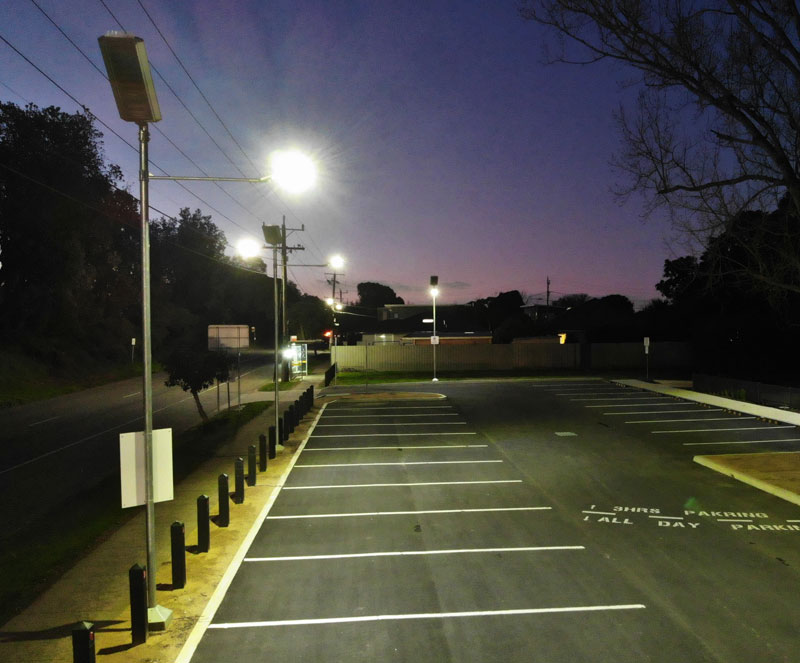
[2,375,800,662]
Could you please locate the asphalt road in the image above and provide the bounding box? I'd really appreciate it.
[186,379,800,662]
[0,351,277,532]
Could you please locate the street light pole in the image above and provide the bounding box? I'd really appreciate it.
[430,276,439,383]
[273,244,280,436]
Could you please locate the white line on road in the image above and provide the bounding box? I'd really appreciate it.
[323,414,461,419]
[122,392,141,399]
[626,416,756,424]
[295,460,503,468]
[305,444,488,451]
[208,604,647,629]
[283,479,523,490]
[325,406,454,411]
[572,397,673,402]
[315,422,468,427]
[311,432,478,438]
[245,545,585,562]
[27,416,61,427]
[604,409,717,416]
[586,403,692,408]
[717,518,753,523]
[267,506,552,520]
[682,438,800,446]
[652,425,795,434]
[648,515,683,520]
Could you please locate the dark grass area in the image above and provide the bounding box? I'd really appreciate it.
[0,401,271,627]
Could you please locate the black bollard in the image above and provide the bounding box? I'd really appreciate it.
[129,564,148,645]
[310,384,314,403]
[294,400,301,425]
[283,411,291,439]
[234,457,245,503]
[287,405,296,432]
[217,474,230,527]
[197,495,210,553]
[258,433,267,471]
[247,445,257,486]
[171,521,186,589]
[269,426,277,458]
[72,621,95,663]
[279,417,286,444]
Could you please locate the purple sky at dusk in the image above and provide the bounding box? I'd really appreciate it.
[1,1,676,308]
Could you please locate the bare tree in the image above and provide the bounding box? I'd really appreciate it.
[520,1,800,292]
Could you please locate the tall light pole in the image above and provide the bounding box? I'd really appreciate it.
[261,225,283,440]
[430,275,439,383]
[100,31,316,630]
[98,32,170,629]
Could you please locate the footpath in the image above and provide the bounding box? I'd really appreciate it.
[0,372,329,663]
[617,379,800,508]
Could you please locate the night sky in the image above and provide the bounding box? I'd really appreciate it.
[0,1,674,307]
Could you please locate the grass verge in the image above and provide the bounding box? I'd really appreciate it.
[0,401,271,628]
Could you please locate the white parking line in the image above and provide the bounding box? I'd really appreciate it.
[315,422,468,427]
[605,409,715,416]
[555,392,630,396]
[586,403,692,409]
[326,406,454,411]
[267,506,551,520]
[626,416,756,424]
[284,479,523,490]
[208,604,647,629]
[305,444,488,451]
[581,510,615,516]
[245,545,584,562]
[122,392,141,399]
[323,414,461,418]
[652,425,795,434]
[311,432,478,438]
[683,438,800,446]
[27,416,61,427]
[572,397,673,402]
[648,515,683,520]
[295,460,503,468]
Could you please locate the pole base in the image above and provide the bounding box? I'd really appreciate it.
[148,605,173,630]
[432,378,439,382]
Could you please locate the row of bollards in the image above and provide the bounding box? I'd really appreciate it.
[72,385,317,660]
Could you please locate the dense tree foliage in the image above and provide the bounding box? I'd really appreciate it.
[0,102,329,384]
[356,282,404,309]
[0,102,139,364]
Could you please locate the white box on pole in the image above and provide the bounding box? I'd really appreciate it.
[119,428,174,508]
[430,335,440,345]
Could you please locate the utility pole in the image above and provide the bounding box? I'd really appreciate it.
[279,216,304,382]
[546,276,551,307]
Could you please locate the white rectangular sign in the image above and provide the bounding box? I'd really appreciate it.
[119,428,174,508]
[430,335,440,345]
[208,324,250,351]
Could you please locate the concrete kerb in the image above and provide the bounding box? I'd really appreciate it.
[614,379,800,507]
[0,377,325,663]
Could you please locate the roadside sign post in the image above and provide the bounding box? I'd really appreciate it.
[644,337,650,381]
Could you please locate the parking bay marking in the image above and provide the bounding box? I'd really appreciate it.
[322,414,461,419]
[310,432,478,438]
[245,545,585,562]
[314,422,468,427]
[625,416,756,424]
[604,409,719,416]
[295,460,503,468]
[267,506,552,520]
[586,403,692,409]
[305,444,488,451]
[652,425,795,434]
[208,604,647,629]
[683,438,800,447]
[283,480,523,490]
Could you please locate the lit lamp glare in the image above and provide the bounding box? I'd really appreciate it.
[329,254,345,269]
[236,238,261,259]
[429,287,439,298]
[270,149,317,194]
